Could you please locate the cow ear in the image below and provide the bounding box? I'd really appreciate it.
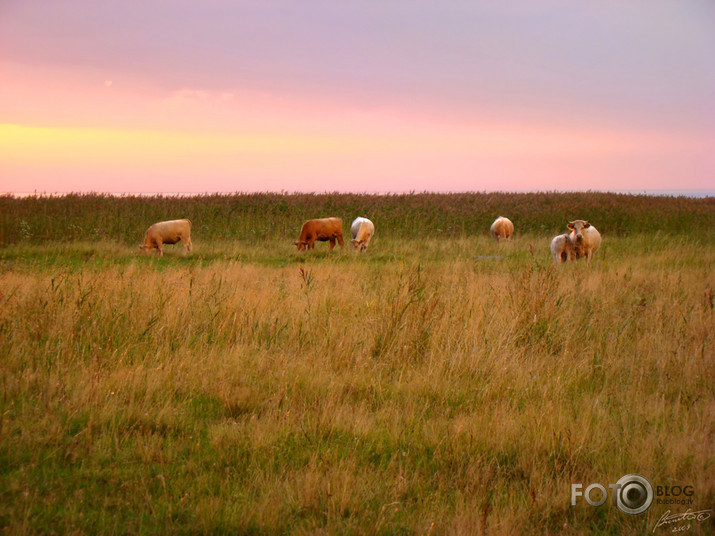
[350,239,357,244]
[567,222,575,230]
[583,222,591,228]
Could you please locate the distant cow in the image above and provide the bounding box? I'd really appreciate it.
[350,217,375,252]
[567,220,602,262]
[550,234,574,264]
[490,216,514,241]
[140,219,192,257]
[295,217,344,251]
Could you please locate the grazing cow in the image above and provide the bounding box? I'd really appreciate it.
[567,220,602,262]
[350,217,375,252]
[295,217,344,251]
[550,234,574,264]
[140,219,192,257]
[490,216,514,241]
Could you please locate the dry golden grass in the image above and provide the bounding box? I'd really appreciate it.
[1,234,713,534]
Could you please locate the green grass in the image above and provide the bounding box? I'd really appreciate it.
[2,192,713,246]
[1,193,713,535]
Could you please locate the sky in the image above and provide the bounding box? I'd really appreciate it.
[1,0,714,194]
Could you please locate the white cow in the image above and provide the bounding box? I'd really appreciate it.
[550,234,574,264]
[567,220,601,262]
[490,216,514,241]
[140,219,192,257]
[350,217,375,252]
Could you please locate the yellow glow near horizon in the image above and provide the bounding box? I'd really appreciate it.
[0,121,667,167]
[0,123,442,192]
[2,121,701,194]
[0,124,387,163]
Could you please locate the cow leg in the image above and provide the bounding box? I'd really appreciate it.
[156,240,164,257]
[184,236,192,254]
[329,238,336,250]
[337,233,344,246]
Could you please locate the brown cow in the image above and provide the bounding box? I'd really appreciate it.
[139,219,192,257]
[295,217,344,251]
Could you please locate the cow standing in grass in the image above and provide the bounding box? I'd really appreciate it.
[295,217,344,251]
[140,219,192,257]
[350,217,375,252]
[490,216,514,241]
[550,234,574,264]
[568,220,601,262]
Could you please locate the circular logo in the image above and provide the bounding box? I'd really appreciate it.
[614,474,654,515]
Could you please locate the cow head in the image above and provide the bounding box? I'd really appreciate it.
[567,220,590,242]
[350,239,367,252]
[295,241,307,252]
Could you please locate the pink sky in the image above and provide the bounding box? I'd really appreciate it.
[1,1,713,194]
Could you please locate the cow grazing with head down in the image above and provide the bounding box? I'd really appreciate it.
[567,220,602,262]
[295,217,344,251]
[550,234,574,264]
[140,219,192,257]
[350,217,375,252]
[490,216,514,241]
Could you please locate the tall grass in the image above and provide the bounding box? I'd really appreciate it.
[1,240,713,534]
[1,195,713,534]
[1,192,713,246]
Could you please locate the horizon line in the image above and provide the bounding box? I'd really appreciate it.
[3,189,714,199]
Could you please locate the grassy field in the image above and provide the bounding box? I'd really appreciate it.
[1,193,713,535]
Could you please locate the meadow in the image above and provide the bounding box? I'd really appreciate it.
[0,192,713,535]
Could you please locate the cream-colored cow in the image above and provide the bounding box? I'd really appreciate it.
[490,216,514,241]
[350,217,375,252]
[550,234,574,264]
[567,220,602,262]
[140,219,192,257]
